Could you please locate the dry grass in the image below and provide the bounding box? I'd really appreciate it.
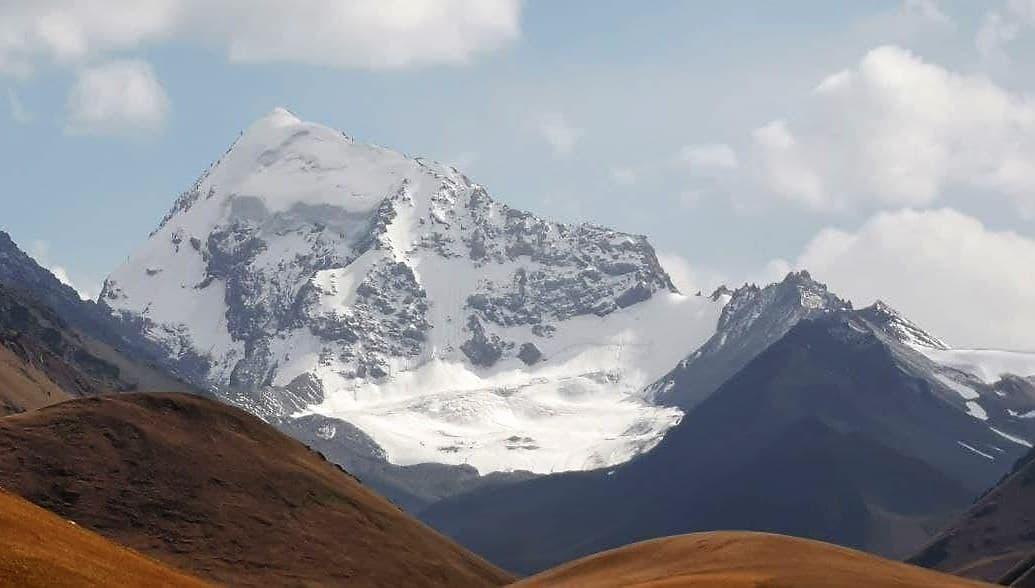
[0,488,208,588]
[0,392,513,587]
[0,346,72,416]
[513,531,995,588]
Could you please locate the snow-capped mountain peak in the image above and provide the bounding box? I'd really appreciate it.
[101,108,725,474]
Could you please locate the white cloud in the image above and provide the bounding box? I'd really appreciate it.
[28,240,98,301]
[537,113,581,158]
[7,89,31,123]
[66,60,169,136]
[657,252,725,296]
[751,45,1035,217]
[776,208,1035,350]
[0,0,521,75]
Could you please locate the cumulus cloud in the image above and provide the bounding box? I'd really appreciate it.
[0,0,521,74]
[657,252,726,297]
[536,113,581,158]
[772,208,1035,350]
[66,60,169,136]
[750,45,1035,217]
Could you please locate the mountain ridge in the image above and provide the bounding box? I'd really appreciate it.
[99,108,724,475]
[0,392,513,587]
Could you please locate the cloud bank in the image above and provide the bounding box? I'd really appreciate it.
[0,0,522,74]
[66,60,169,136]
[751,45,1035,217]
[772,208,1035,351]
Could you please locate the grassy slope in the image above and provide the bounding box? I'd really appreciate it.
[0,488,208,588]
[514,532,994,588]
[0,392,513,587]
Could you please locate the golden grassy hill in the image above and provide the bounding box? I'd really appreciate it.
[513,531,993,588]
[0,392,513,587]
[0,487,208,587]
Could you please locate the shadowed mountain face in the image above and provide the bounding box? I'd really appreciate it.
[0,228,539,512]
[0,393,513,587]
[0,232,196,417]
[0,231,104,335]
[0,488,209,588]
[0,232,169,368]
[912,449,1035,584]
[423,312,995,575]
[647,271,849,410]
[514,532,993,588]
[0,283,189,415]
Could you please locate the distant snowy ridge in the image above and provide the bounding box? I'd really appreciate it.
[102,108,725,474]
[852,299,1035,460]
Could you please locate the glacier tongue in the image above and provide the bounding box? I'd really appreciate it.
[101,108,726,474]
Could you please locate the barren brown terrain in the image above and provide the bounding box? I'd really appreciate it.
[513,532,994,588]
[0,487,208,587]
[0,345,74,415]
[0,392,513,587]
[0,283,188,416]
[912,449,1035,584]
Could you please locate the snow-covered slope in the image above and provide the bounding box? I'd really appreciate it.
[857,301,1035,453]
[916,348,1035,385]
[645,269,1035,470]
[860,299,1035,384]
[102,108,724,474]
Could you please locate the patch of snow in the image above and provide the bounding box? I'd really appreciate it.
[965,401,988,421]
[307,292,723,473]
[933,373,979,400]
[921,348,1035,384]
[990,427,1033,448]
[958,441,995,460]
[108,108,728,476]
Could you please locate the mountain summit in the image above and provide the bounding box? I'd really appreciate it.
[648,270,850,409]
[101,109,724,474]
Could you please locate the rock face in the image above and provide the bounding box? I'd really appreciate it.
[424,297,1035,574]
[647,271,851,410]
[102,108,724,474]
[0,236,193,415]
[911,448,1035,584]
[423,309,1003,574]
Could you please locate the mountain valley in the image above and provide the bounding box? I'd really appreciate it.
[1,109,1033,587]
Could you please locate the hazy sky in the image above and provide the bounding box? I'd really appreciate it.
[1,1,1034,350]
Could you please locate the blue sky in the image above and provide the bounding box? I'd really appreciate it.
[2,1,1034,349]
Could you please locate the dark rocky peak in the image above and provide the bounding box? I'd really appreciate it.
[647,271,852,410]
[857,299,949,350]
[0,230,97,321]
[716,271,849,335]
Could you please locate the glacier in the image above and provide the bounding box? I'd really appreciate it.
[102,107,725,474]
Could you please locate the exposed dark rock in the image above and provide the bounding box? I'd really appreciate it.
[518,343,543,366]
